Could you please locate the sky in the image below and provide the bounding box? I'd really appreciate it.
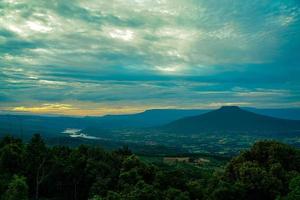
[0,0,300,116]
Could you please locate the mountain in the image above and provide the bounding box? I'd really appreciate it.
[2,107,300,138]
[244,107,300,120]
[0,109,209,138]
[88,109,209,128]
[163,106,300,134]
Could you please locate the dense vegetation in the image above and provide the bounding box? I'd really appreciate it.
[0,134,299,200]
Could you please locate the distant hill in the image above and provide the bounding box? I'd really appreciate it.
[88,109,209,128]
[0,109,208,138]
[1,107,300,138]
[0,115,86,139]
[163,106,300,134]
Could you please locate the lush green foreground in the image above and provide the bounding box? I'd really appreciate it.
[0,134,300,200]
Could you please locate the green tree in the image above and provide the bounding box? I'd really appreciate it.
[65,145,88,200]
[212,141,300,200]
[0,143,24,174]
[165,187,190,200]
[105,191,121,200]
[187,180,204,200]
[284,175,300,200]
[26,134,50,200]
[116,145,132,157]
[126,181,159,200]
[0,135,22,148]
[3,175,28,200]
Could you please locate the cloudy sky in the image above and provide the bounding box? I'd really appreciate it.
[0,0,300,116]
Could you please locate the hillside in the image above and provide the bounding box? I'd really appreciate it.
[91,109,209,128]
[163,106,300,134]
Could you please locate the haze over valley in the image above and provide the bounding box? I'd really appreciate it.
[1,106,300,156]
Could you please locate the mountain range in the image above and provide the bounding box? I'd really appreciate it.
[1,107,300,138]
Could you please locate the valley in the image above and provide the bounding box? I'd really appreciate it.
[2,106,299,157]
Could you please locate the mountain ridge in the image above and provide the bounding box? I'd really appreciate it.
[163,106,300,134]
[1,107,300,139]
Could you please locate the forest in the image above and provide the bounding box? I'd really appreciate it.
[0,134,299,200]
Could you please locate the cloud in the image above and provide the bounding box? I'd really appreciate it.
[0,0,300,115]
[7,103,154,116]
[12,103,73,113]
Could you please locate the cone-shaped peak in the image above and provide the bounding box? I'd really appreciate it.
[219,106,242,111]
[164,105,300,134]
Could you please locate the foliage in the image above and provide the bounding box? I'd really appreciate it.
[210,141,300,200]
[3,175,28,200]
[0,135,299,200]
